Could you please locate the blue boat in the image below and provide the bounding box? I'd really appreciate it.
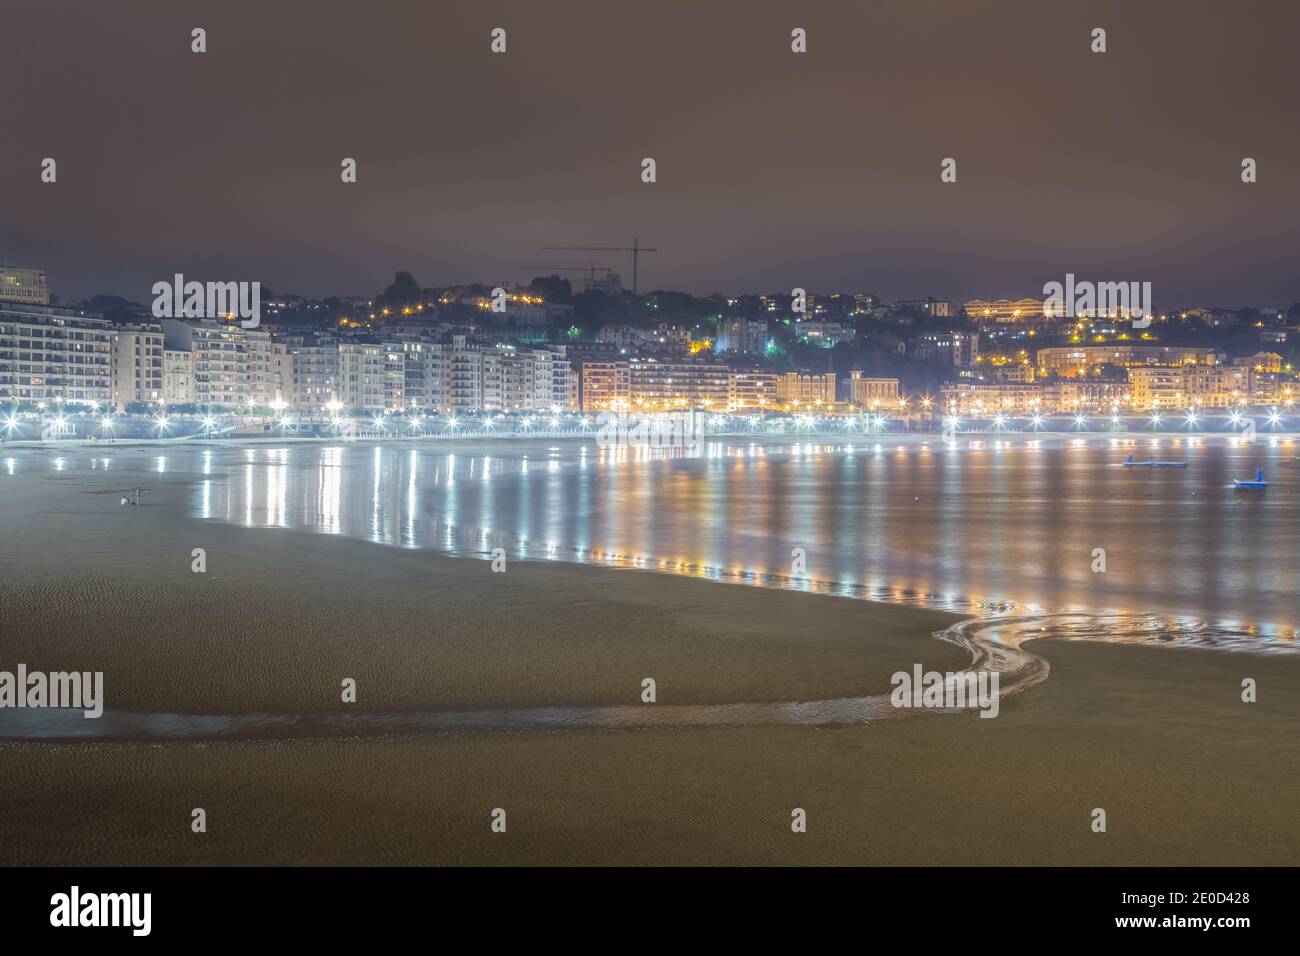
[1233,467,1267,490]
[1123,453,1186,468]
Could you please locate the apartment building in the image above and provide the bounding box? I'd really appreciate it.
[162,319,249,407]
[578,359,631,411]
[0,264,50,305]
[717,317,768,354]
[243,329,283,407]
[915,332,980,367]
[1129,365,1256,409]
[109,323,165,406]
[727,369,778,411]
[337,342,387,411]
[288,340,338,409]
[163,348,195,404]
[0,303,112,404]
[628,357,730,410]
[940,383,1044,416]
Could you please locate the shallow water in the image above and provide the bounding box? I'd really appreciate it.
[6,433,1300,640]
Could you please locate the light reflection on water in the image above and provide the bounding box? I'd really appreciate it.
[187,437,1300,647]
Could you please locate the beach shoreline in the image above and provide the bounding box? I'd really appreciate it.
[1,445,1298,865]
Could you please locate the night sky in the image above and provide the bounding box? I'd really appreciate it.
[2,0,1297,306]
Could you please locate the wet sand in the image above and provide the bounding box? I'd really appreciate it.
[1,457,1298,864]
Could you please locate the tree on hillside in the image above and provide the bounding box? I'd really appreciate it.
[376,271,423,311]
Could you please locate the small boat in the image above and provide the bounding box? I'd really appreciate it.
[1233,467,1267,490]
[1123,453,1186,468]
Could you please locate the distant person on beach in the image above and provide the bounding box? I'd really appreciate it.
[120,495,129,506]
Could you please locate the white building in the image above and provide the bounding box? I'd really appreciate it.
[110,323,165,406]
[337,342,387,411]
[0,303,112,404]
[717,317,768,353]
[161,319,248,407]
[163,348,195,404]
[288,341,338,409]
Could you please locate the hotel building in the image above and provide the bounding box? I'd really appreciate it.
[775,371,837,406]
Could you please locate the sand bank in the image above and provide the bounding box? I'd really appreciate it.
[0,452,1296,864]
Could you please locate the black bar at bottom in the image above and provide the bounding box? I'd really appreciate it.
[0,866,1279,942]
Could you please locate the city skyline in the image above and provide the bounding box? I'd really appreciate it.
[3,1,1300,305]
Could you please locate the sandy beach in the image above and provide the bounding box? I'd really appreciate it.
[1,447,1297,864]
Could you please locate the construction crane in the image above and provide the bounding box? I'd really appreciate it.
[539,238,657,294]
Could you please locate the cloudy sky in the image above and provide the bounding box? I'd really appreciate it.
[2,0,1297,307]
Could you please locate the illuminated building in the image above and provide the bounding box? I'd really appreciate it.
[727,369,777,410]
[161,319,250,407]
[110,323,164,405]
[579,359,631,411]
[915,332,979,368]
[0,303,112,403]
[628,357,730,410]
[775,371,836,406]
[963,298,1048,323]
[0,264,50,305]
[940,383,1044,416]
[845,371,900,407]
[162,347,195,404]
[1129,365,1258,409]
[716,316,768,353]
[337,342,387,411]
[1036,345,1218,377]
